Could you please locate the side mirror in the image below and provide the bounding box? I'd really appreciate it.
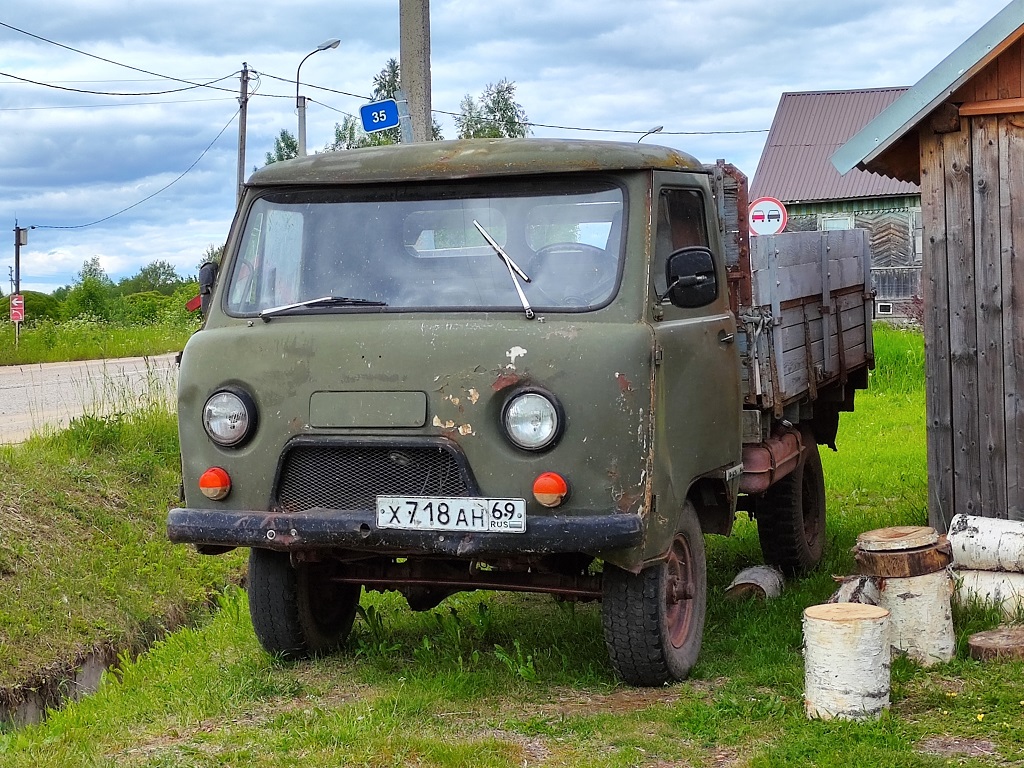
[198,261,219,316]
[664,246,718,308]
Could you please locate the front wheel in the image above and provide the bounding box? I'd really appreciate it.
[248,548,360,659]
[755,427,826,576]
[602,502,707,686]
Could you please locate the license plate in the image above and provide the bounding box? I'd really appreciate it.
[376,495,526,533]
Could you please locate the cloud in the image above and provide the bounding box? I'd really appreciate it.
[0,0,1010,291]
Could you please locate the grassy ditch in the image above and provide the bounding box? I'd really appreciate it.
[0,405,244,708]
[1,325,1022,766]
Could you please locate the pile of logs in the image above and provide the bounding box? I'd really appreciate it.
[947,514,1024,620]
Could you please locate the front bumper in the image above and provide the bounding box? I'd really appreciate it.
[167,507,644,558]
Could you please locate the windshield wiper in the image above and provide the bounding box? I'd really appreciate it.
[473,220,535,320]
[260,295,387,322]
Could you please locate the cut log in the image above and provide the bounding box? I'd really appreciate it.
[803,603,890,720]
[877,570,956,666]
[967,626,1024,661]
[853,526,955,666]
[725,565,784,600]
[948,514,1024,573]
[857,526,938,551]
[955,569,1024,619]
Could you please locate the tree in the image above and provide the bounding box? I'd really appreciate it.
[77,256,113,288]
[265,129,299,165]
[198,243,225,271]
[117,260,183,296]
[323,58,443,152]
[455,79,530,139]
[62,257,114,320]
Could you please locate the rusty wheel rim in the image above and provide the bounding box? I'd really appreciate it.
[665,533,695,649]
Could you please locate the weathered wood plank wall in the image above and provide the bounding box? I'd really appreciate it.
[920,107,1024,528]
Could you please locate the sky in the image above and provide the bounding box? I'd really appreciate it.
[0,0,1013,295]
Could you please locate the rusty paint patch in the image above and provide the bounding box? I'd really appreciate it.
[432,416,456,429]
[615,372,634,395]
[492,372,523,391]
[467,388,480,404]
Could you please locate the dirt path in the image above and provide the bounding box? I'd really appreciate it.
[0,353,179,444]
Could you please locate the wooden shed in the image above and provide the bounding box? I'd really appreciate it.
[833,0,1024,529]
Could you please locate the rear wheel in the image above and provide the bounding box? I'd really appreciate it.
[248,548,360,658]
[602,502,707,686]
[756,428,826,576]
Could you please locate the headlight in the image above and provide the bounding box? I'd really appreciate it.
[203,389,257,447]
[502,390,562,451]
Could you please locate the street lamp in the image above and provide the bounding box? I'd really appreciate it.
[296,38,340,156]
[637,125,664,143]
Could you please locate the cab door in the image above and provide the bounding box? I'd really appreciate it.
[645,173,741,551]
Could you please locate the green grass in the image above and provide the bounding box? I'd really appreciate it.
[0,318,196,366]
[2,324,1023,766]
[0,403,244,696]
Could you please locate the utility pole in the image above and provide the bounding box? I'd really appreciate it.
[13,224,26,296]
[399,0,432,142]
[236,62,249,204]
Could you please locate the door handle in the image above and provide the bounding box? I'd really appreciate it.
[718,329,735,344]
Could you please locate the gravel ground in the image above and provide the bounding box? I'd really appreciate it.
[0,353,178,444]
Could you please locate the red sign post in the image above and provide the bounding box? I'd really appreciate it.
[10,293,24,323]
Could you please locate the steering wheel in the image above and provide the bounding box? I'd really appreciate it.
[529,242,617,307]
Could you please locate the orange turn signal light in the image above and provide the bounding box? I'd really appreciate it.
[199,467,231,500]
[533,472,569,508]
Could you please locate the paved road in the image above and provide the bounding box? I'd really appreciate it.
[0,353,179,444]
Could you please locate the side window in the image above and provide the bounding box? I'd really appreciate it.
[653,189,709,296]
[228,208,304,311]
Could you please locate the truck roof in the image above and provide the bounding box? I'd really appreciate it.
[248,138,704,186]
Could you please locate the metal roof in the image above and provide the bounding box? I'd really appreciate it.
[750,88,919,203]
[833,0,1024,177]
[249,138,704,186]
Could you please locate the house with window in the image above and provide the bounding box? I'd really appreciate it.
[750,88,922,318]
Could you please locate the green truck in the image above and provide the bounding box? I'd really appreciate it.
[168,138,872,685]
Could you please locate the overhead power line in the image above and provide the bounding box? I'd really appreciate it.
[0,19,238,92]
[31,109,239,230]
[0,69,238,97]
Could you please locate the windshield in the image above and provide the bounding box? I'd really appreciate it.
[225,179,625,315]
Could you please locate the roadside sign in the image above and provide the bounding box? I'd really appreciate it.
[9,293,24,323]
[360,99,400,133]
[748,197,788,236]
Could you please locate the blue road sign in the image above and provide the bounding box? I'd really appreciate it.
[360,99,400,133]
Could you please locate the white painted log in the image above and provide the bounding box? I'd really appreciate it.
[725,565,784,600]
[803,603,890,720]
[877,569,955,666]
[955,569,1024,619]
[948,514,1024,572]
[828,575,880,605]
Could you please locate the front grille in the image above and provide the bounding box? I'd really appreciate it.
[274,442,472,513]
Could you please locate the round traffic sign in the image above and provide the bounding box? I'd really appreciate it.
[748,197,788,236]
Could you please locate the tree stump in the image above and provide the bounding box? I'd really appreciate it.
[855,526,955,666]
[967,626,1024,660]
[803,603,891,720]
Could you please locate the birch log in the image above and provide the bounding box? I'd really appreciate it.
[803,603,890,720]
[725,565,784,599]
[948,514,1024,572]
[955,570,1024,619]
[855,526,955,666]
